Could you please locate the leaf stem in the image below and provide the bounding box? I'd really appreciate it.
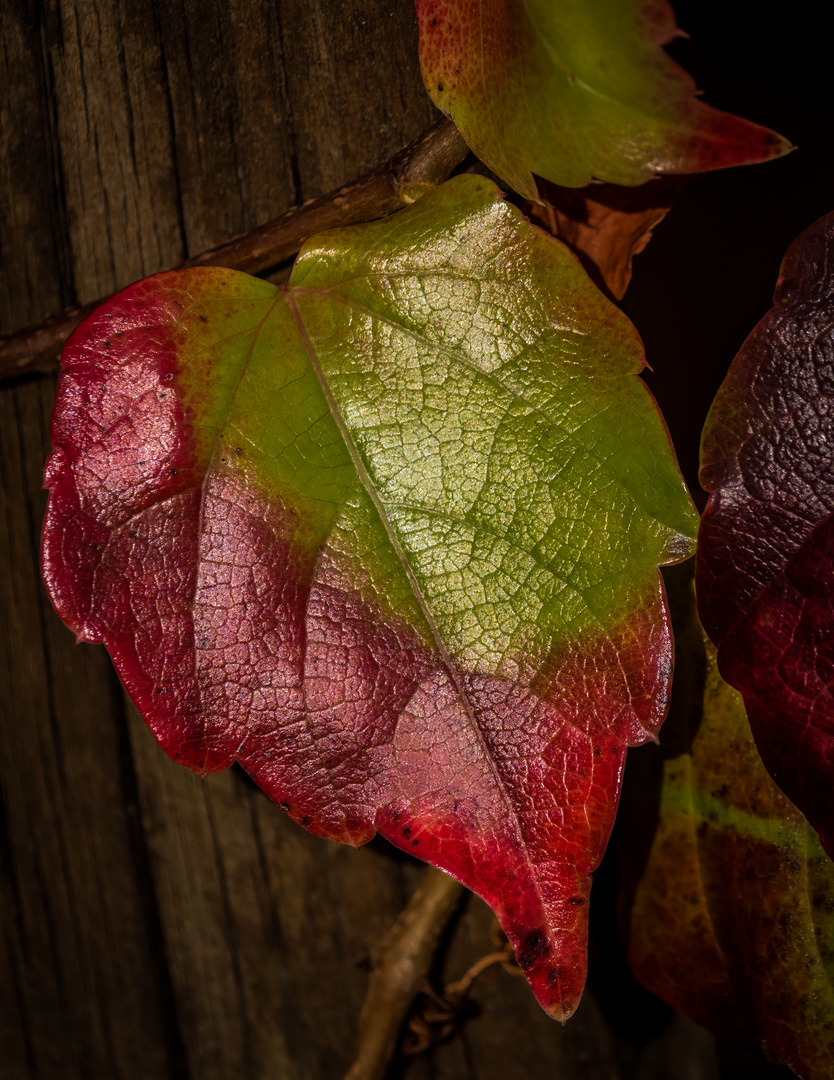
[0,117,468,383]
[343,865,464,1080]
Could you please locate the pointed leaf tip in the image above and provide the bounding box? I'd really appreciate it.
[416,0,792,197]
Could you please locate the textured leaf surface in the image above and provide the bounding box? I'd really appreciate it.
[624,569,834,1080]
[698,212,834,858]
[42,176,697,1019]
[416,0,791,199]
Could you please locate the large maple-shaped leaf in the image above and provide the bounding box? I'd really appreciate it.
[42,176,697,1019]
[416,0,791,199]
[624,568,834,1080]
[698,212,834,858]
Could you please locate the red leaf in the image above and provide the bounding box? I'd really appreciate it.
[698,212,834,857]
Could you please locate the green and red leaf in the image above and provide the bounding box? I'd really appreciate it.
[416,0,791,199]
[42,176,696,1019]
[624,569,834,1079]
[698,212,834,858]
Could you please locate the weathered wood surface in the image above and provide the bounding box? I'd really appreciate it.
[0,2,800,1078]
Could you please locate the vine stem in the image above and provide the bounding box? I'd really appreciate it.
[0,116,468,382]
[343,865,464,1080]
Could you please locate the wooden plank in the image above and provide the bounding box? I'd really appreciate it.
[1,2,187,1075]
[0,383,182,1079]
[276,0,438,199]
[0,1,70,328]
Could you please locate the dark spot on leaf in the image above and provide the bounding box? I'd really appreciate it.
[594,747,601,757]
[517,928,548,969]
[92,544,100,550]
[403,827,411,838]
[170,468,177,475]
[391,809,399,820]
[569,896,585,905]
[199,314,208,322]
[546,966,562,985]
[129,532,137,539]
[437,82,444,92]
[103,339,111,348]
[412,839,419,846]
[301,815,311,827]
[235,447,243,455]
[452,802,458,812]
[778,910,796,932]
[280,802,290,812]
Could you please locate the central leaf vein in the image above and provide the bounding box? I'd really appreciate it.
[284,289,542,890]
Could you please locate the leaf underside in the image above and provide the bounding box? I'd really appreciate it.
[415,0,791,199]
[42,176,696,1019]
[698,211,834,860]
[625,568,834,1080]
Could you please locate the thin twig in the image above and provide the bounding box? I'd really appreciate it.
[343,866,464,1080]
[444,948,516,999]
[401,932,522,1057]
[0,117,468,382]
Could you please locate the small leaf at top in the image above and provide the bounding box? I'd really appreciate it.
[698,212,834,859]
[623,567,834,1080]
[416,0,792,199]
[42,175,697,1020]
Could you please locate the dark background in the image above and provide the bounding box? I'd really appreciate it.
[0,1,827,1077]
